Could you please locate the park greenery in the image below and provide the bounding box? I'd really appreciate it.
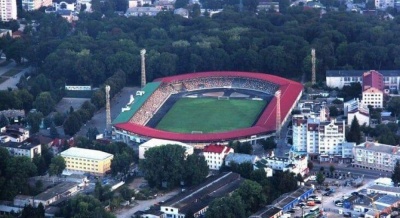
[74,137,137,175]
[207,164,300,217]
[140,144,209,189]
[0,145,70,201]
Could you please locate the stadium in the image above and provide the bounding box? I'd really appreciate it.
[112,71,303,145]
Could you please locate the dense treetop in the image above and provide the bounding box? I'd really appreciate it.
[4,7,400,89]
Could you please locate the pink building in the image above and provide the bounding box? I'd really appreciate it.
[363,70,384,92]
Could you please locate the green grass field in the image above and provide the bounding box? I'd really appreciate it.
[156,98,267,133]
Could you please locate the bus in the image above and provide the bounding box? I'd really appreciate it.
[309,206,321,215]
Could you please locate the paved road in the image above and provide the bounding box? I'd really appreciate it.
[115,190,180,218]
[76,87,140,137]
[0,66,31,90]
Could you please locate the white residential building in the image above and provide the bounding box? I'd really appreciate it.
[1,141,41,159]
[138,138,194,159]
[0,125,30,142]
[353,142,400,172]
[344,98,370,126]
[202,144,233,170]
[292,113,346,162]
[0,0,17,21]
[22,0,52,11]
[362,87,384,108]
[254,153,309,177]
[326,70,399,91]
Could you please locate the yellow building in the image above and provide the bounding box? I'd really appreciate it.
[60,147,114,175]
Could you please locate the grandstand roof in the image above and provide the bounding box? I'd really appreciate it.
[113,82,161,124]
[114,71,303,143]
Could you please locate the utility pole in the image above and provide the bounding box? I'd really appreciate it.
[311,48,316,85]
[275,90,281,140]
[140,49,146,88]
[105,85,111,133]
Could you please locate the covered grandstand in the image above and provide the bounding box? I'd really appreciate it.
[112,71,303,144]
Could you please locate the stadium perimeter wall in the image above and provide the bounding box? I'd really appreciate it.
[113,71,303,144]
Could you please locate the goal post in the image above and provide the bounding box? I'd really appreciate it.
[191,131,203,134]
[218,96,229,100]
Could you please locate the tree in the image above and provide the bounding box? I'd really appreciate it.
[140,144,186,189]
[235,180,266,213]
[329,165,335,176]
[174,0,189,8]
[63,112,82,136]
[183,154,208,186]
[230,162,254,179]
[307,161,314,171]
[260,137,277,150]
[206,194,246,218]
[59,194,115,218]
[26,111,43,134]
[33,92,55,116]
[388,97,400,117]
[50,122,59,139]
[329,106,339,117]
[347,116,362,144]
[392,161,400,186]
[86,127,99,140]
[0,114,9,128]
[316,172,325,185]
[49,156,66,176]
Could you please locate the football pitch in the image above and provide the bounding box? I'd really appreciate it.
[156,98,267,133]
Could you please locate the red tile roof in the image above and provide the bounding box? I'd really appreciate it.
[203,144,231,153]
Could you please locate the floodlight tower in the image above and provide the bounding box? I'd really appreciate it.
[141,49,146,88]
[105,85,111,131]
[311,48,316,85]
[275,90,281,140]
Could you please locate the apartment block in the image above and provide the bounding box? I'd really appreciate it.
[292,113,346,162]
[0,0,17,21]
[353,142,400,172]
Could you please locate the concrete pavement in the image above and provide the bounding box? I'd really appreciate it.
[115,189,180,218]
[0,66,31,90]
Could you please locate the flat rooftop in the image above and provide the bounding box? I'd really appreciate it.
[60,147,113,160]
[368,185,400,193]
[35,182,78,201]
[249,206,281,218]
[1,141,38,150]
[162,172,243,214]
[274,186,313,209]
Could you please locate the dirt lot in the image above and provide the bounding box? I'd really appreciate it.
[55,98,90,114]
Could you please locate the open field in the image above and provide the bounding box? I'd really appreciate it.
[156,98,266,133]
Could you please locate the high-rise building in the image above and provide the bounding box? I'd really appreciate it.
[292,112,346,162]
[22,0,52,11]
[0,0,17,21]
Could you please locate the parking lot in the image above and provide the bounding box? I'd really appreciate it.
[283,177,375,218]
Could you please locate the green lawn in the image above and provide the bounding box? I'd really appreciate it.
[156,98,267,133]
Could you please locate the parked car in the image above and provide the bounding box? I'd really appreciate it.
[343,212,352,217]
[323,192,331,196]
[307,201,316,206]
